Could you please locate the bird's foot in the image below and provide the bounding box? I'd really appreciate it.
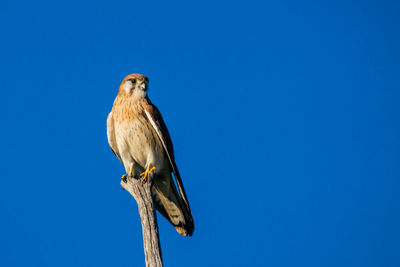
[121,174,128,183]
[121,164,134,183]
[140,165,156,184]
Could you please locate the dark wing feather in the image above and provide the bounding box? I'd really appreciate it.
[143,101,191,212]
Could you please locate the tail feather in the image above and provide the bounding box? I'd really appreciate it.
[152,175,194,236]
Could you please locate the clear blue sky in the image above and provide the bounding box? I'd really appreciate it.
[1,0,399,266]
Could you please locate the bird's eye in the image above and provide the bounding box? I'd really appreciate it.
[131,79,136,84]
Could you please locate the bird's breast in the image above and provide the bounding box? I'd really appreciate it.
[113,99,167,173]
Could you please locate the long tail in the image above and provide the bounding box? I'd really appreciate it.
[152,175,194,236]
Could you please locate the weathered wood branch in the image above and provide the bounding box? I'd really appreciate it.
[121,175,163,267]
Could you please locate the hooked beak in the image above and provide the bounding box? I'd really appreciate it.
[139,81,146,90]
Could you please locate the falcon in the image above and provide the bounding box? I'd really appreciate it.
[107,73,194,236]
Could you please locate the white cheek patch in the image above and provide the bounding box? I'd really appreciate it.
[123,83,132,94]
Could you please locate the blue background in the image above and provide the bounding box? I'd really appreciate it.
[1,0,399,266]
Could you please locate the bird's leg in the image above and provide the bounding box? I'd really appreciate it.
[140,164,156,184]
[121,164,134,183]
[129,164,134,177]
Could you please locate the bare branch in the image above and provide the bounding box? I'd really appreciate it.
[121,175,163,267]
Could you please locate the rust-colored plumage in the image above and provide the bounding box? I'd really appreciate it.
[107,73,194,236]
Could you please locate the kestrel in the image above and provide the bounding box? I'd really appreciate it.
[107,73,194,236]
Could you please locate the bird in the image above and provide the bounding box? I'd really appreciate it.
[107,73,194,236]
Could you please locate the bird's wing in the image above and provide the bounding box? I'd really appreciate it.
[143,102,191,211]
[107,111,121,161]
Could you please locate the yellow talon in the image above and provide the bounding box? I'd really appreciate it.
[140,165,156,183]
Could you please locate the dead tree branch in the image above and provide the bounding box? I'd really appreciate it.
[121,175,163,267]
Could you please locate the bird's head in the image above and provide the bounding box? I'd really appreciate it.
[119,73,149,97]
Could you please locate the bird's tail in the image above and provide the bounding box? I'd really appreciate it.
[152,175,194,236]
